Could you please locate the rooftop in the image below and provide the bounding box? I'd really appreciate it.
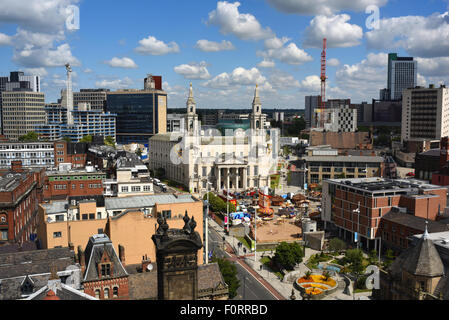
[303,155,383,162]
[383,211,449,233]
[327,178,446,194]
[0,171,30,192]
[105,194,198,210]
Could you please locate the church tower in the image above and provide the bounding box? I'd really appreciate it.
[250,84,264,131]
[185,83,199,134]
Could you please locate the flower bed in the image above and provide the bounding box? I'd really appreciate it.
[297,274,336,287]
[295,273,339,299]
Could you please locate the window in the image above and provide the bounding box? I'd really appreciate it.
[131,186,141,192]
[202,167,207,176]
[0,216,6,223]
[97,212,102,220]
[98,228,104,234]
[162,210,172,219]
[0,229,8,240]
[82,214,88,220]
[101,264,111,277]
[89,213,95,220]
[80,184,84,189]
[53,231,62,238]
[113,286,119,298]
[143,185,151,192]
[55,215,64,222]
[104,287,109,299]
[95,289,100,299]
[121,186,129,193]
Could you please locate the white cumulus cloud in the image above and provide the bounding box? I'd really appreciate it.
[203,66,272,91]
[303,14,363,48]
[366,12,449,58]
[105,57,138,69]
[207,1,274,40]
[266,0,388,16]
[258,37,313,65]
[174,61,211,80]
[135,35,180,55]
[195,39,235,52]
[95,77,134,90]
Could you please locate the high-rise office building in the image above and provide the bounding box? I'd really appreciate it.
[401,84,449,144]
[1,91,46,140]
[386,53,417,101]
[106,75,167,144]
[305,95,320,128]
[74,89,110,111]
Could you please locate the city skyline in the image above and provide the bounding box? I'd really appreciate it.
[0,0,448,110]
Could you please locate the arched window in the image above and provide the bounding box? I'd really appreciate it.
[95,289,100,299]
[104,288,109,299]
[113,286,119,298]
[257,106,260,113]
[256,120,260,129]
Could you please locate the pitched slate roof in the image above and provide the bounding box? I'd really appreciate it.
[0,247,75,279]
[382,211,449,233]
[83,234,128,282]
[402,235,445,277]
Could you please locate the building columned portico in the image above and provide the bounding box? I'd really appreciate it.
[149,84,278,195]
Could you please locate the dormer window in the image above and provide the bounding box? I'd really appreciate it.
[21,276,34,295]
[100,263,111,277]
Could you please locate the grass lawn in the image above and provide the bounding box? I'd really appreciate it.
[259,256,284,280]
[236,237,251,249]
[354,288,372,293]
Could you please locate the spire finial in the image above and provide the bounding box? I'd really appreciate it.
[423,220,429,240]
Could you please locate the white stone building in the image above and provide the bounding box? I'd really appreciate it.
[149,84,279,194]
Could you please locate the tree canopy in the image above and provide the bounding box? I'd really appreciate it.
[211,256,240,299]
[104,136,115,147]
[79,135,93,143]
[203,192,236,213]
[18,131,39,142]
[273,241,304,271]
[328,238,347,253]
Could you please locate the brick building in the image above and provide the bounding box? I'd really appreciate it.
[43,167,106,201]
[53,140,88,168]
[380,210,449,253]
[79,234,129,300]
[0,161,45,245]
[322,177,448,252]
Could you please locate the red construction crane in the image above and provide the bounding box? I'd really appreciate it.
[319,38,327,128]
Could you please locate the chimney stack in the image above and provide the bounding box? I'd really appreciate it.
[118,244,126,266]
[78,245,86,275]
[141,254,151,272]
[11,160,23,173]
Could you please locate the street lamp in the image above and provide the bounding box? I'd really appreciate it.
[205,181,213,264]
[353,202,361,250]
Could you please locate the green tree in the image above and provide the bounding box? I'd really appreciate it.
[62,136,72,143]
[18,131,39,142]
[211,256,240,299]
[304,271,312,280]
[368,250,378,265]
[384,249,395,267]
[104,136,115,147]
[273,242,304,271]
[346,249,364,275]
[328,238,347,253]
[155,167,166,179]
[79,135,93,143]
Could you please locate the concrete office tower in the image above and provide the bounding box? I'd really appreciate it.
[387,53,417,101]
[305,95,320,128]
[106,75,167,145]
[1,91,46,140]
[74,89,109,111]
[401,85,449,144]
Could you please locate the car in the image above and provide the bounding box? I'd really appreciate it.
[406,172,415,177]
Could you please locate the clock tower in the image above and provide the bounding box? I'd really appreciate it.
[152,211,203,300]
[250,84,264,131]
[185,83,199,135]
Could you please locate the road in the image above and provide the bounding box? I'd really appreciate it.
[207,222,277,301]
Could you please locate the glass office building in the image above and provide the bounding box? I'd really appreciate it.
[106,90,167,144]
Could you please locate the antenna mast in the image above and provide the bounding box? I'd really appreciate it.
[319,38,327,128]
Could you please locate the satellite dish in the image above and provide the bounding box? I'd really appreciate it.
[147,264,153,272]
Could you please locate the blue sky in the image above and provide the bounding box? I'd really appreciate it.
[0,0,449,109]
